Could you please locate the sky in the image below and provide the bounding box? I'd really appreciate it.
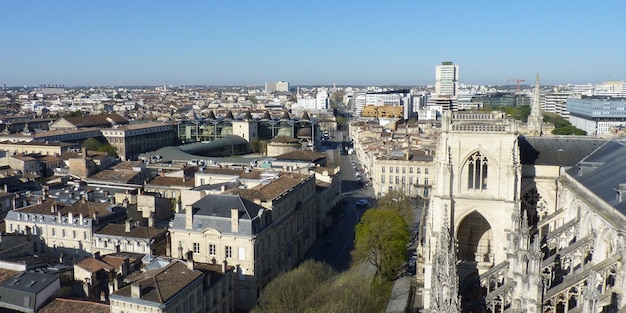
[2,0,625,87]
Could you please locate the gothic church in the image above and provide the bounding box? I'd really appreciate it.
[420,76,626,313]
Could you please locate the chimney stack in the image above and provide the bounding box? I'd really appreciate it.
[131,283,142,298]
[222,260,227,273]
[125,219,131,232]
[231,208,239,232]
[186,251,194,270]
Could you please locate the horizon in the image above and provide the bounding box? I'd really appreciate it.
[2,1,625,87]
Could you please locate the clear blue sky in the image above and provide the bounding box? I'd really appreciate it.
[2,1,625,87]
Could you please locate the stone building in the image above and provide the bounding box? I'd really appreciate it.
[420,107,626,312]
[169,172,317,311]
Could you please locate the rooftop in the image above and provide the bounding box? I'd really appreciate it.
[112,261,202,304]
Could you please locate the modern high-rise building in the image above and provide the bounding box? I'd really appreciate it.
[265,81,289,93]
[434,61,459,97]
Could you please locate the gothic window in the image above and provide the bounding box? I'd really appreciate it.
[467,152,488,190]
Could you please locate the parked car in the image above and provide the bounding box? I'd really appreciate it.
[356,199,369,206]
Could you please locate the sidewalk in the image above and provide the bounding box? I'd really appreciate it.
[385,275,418,313]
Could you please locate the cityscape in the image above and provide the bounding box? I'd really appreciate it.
[2,1,626,313]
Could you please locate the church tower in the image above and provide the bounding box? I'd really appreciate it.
[420,111,522,309]
[527,74,543,136]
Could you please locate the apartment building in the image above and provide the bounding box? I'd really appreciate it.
[170,172,317,311]
[4,197,126,263]
[101,122,176,161]
[372,151,434,198]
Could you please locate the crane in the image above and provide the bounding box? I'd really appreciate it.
[506,79,525,94]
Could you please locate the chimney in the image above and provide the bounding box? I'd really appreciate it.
[125,220,131,232]
[51,204,56,213]
[231,208,239,232]
[82,147,87,160]
[87,189,94,201]
[221,184,226,192]
[93,211,98,221]
[186,251,194,270]
[79,213,83,225]
[122,258,129,276]
[131,283,142,298]
[93,251,100,259]
[148,216,154,228]
[222,260,227,273]
[68,212,73,224]
[185,205,194,230]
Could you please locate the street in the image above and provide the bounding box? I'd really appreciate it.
[303,130,375,271]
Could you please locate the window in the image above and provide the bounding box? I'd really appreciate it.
[193,243,200,254]
[381,166,385,173]
[225,246,232,258]
[72,230,77,239]
[409,177,413,185]
[395,167,399,173]
[417,168,421,174]
[381,176,385,183]
[62,229,66,238]
[467,152,488,190]
[402,176,406,184]
[389,176,392,184]
[409,167,413,174]
[51,228,56,237]
[425,178,429,185]
[238,247,246,261]
[402,167,406,173]
[395,176,399,184]
[425,168,429,174]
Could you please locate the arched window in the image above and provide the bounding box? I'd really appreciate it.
[467,152,488,190]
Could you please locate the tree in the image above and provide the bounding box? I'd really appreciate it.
[352,209,410,281]
[82,138,101,151]
[249,137,261,154]
[375,190,414,226]
[253,260,336,313]
[97,144,118,158]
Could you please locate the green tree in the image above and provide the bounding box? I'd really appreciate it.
[375,190,414,226]
[352,209,410,281]
[98,144,118,157]
[253,260,336,313]
[249,137,261,153]
[552,125,587,135]
[82,138,102,151]
[247,95,258,104]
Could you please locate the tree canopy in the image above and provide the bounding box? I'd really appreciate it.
[253,260,336,313]
[375,190,414,226]
[352,208,410,281]
[81,138,118,158]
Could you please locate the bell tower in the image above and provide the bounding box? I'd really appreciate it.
[421,111,522,309]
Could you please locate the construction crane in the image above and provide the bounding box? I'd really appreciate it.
[506,79,525,94]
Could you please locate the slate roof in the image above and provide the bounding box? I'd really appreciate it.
[146,176,196,188]
[14,198,115,218]
[564,140,626,213]
[111,261,202,304]
[518,136,607,166]
[192,194,263,220]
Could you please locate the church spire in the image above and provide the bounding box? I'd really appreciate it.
[527,73,543,136]
[429,205,460,313]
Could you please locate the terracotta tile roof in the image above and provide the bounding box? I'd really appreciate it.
[95,224,167,239]
[227,173,310,201]
[311,166,339,176]
[101,253,145,269]
[274,150,327,161]
[201,167,263,179]
[61,113,128,128]
[111,161,144,170]
[38,298,110,313]
[14,198,115,218]
[88,169,142,184]
[113,261,202,304]
[75,257,114,273]
[146,176,195,188]
[0,268,19,285]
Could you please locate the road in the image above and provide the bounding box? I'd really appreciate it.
[303,130,376,272]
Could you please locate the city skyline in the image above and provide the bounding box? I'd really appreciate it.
[2,0,625,87]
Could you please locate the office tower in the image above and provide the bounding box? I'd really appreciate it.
[435,61,459,97]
